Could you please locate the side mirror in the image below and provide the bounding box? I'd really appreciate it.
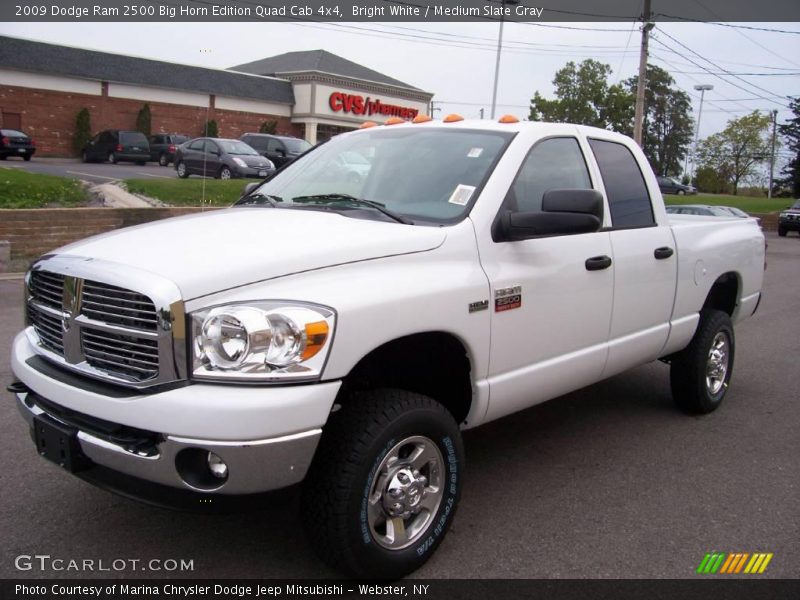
[498,189,604,241]
[241,182,259,198]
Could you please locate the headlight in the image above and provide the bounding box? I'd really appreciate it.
[232,157,248,168]
[779,212,788,218]
[266,159,275,169]
[191,302,335,382]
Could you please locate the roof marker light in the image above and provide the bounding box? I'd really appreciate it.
[412,115,433,124]
[498,115,520,123]
[384,117,406,125]
[443,114,464,123]
[360,121,378,129]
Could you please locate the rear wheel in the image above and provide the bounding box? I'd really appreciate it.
[176,161,189,178]
[81,151,89,163]
[158,153,168,167]
[23,153,32,162]
[302,389,463,579]
[778,227,787,237]
[670,309,735,414]
[108,152,117,164]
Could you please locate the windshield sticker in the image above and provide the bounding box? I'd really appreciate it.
[448,184,476,206]
[467,148,484,158]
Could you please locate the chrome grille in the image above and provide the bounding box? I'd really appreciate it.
[24,261,184,388]
[28,306,64,355]
[82,329,159,381]
[30,270,64,309]
[81,280,158,331]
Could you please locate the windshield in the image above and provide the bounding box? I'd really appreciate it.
[792,200,800,210]
[237,128,513,223]
[219,140,259,156]
[283,138,312,153]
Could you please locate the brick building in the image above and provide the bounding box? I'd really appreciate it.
[0,36,433,157]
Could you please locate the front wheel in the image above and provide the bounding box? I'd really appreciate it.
[677,189,685,196]
[302,389,464,579]
[670,309,735,414]
[218,166,233,180]
[176,161,189,178]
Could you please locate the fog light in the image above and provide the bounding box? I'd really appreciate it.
[207,452,228,479]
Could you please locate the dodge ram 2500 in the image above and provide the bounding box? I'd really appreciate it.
[10,118,765,578]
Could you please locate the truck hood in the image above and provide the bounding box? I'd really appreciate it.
[54,207,446,299]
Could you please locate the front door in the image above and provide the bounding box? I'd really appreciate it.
[478,136,614,423]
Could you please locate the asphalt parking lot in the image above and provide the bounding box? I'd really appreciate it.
[0,233,797,579]
[0,156,178,184]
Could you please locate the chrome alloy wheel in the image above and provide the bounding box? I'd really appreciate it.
[367,435,444,551]
[706,332,730,395]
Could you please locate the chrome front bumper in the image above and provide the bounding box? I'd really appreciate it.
[15,390,321,495]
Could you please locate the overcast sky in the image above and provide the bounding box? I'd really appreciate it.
[1,20,798,157]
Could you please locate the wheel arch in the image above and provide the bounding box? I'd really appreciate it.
[335,331,474,425]
[702,271,740,317]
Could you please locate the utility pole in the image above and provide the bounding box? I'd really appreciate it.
[490,0,519,119]
[768,109,778,199]
[633,0,652,147]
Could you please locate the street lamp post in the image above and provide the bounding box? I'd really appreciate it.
[687,84,713,180]
[490,0,519,119]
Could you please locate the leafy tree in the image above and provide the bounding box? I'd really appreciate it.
[259,120,278,134]
[529,59,625,128]
[73,108,92,155]
[202,119,218,137]
[696,111,772,195]
[136,104,151,137]
[625,65,694,177]
[777,97,800,197]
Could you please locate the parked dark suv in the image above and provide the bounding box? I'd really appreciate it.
[149,133,189,166]
[174,138,275,179]
[778,199,800,237]
[81,130,150,164]
[0,129,35,161]
[240,133,311,168]
[657,176,696,195]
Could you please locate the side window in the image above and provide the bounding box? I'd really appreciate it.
[588,139,655,228]
[266,139,281,153]
[188,139,204,151]
[205,141,218,155]
[507,137,592,214]
[247,137,268,152]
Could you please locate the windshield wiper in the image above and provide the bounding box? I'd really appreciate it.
[291,193,413,225]
[235,193,282,207]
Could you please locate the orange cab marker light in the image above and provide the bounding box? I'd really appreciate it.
[360,121,378,129]
[443,114,464,123]
[302,321,330,361]
[498,114,519,123]
[384,117,405,125]
[413,114,433,123]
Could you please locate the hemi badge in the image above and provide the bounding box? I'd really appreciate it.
[469,300,489,313]
[495,285,522,312]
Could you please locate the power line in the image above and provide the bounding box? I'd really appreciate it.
[651,29,789,105]
[654,16,800,36]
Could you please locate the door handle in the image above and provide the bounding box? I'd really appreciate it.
[585,255,613,271]
[654,246,674,260]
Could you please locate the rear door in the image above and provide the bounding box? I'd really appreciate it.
[183,139,205,173]
[587,138,678,377]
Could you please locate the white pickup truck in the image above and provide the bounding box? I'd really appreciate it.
[10,119,765,578]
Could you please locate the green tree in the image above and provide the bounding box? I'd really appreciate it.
[696,111,772,195]
[136,103,151,137]
[202,119,218,137]
[73,108,92,155]
[777,97,800,197]
[625,65,694,177]
[529,59,625,128]
[259,120,278,134]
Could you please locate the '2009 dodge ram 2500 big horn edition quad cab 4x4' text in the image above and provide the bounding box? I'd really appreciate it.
[10,117,765,578]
